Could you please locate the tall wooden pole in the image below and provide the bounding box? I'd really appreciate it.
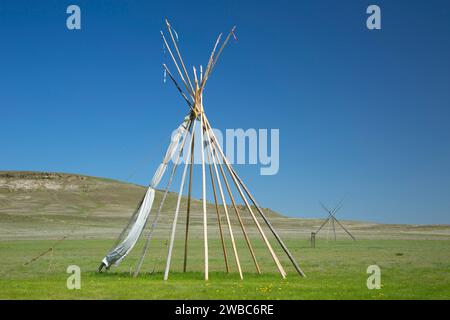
[203,26,236,84]
[332,216,336,240]
[165,19,195,94]
[315,216,332,235]
[199,112,208,280]
[183,131,195,272]
[228,162,306,277]
[204,116,305,277]
[164,120,197,280]
[214,150,261,274]
[160,31,194,98]
[203,124,243,279]
[200,34,222,91]
[205,136,229,272]
[194,67,209,281]
[332,215,356,241]
[206,122,285,278]
[162,64,192,109]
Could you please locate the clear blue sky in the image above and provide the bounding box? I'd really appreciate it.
[1,0,449,224]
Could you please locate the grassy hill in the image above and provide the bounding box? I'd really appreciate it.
[1,171,450,241]
[0,171,286,240]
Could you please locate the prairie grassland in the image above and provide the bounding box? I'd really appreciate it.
[0,238,449,299]
[1,171,449,299]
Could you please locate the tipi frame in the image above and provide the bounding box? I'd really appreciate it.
[99,19,306,280]
[313,201,356,241]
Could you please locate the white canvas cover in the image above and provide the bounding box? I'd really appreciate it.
[101,116,190,267]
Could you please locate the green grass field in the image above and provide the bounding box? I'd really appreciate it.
[1,171,449,299]
[1,238,449,299]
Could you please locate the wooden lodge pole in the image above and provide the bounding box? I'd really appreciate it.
[203,122,243,279]
[204,117,287,278]
[205,115,305,278]
[164,120,197,280]
[205,138,230,272]
[214,151,261,274]
[183,131,195,272]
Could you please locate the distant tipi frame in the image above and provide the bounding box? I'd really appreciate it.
[311,200,356,244]
[98,19,306,280]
